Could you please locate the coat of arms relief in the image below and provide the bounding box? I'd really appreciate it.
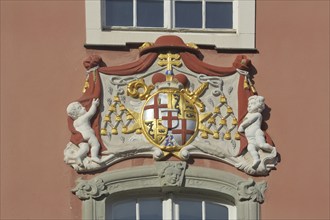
[64,35,279,176]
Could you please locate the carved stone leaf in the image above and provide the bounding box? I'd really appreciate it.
[72,178,109,200]
[237,178,267,203]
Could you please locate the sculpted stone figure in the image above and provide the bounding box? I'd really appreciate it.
[238,96,274,169]
[67,98,101,164]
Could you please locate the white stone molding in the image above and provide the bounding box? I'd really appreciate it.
[72,163,266,219]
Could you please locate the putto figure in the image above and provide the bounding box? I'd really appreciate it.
[66,98,101,164]
[238,96,274,169]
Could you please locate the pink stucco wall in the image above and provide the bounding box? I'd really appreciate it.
[1,1,329,219]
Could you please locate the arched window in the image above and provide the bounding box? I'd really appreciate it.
[106,192,236,220]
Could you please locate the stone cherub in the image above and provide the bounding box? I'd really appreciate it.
[66,98,101,165]
[159,162,185,186]
[238,95,274,169]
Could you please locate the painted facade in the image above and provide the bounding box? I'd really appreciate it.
[1,1,329,219]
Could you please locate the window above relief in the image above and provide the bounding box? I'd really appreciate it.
[103,0,234,31]
[85,0,255,49]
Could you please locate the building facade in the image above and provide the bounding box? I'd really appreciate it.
[1,1,329,219]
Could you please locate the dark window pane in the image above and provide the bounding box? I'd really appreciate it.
[137,0,163,27]
[139,198,162,220]
[178,200,202,220]
[175,1,202,28]
[205,202,229,220]
[105,0,133,26]
[110,200,136,220]
[206,2,232,28]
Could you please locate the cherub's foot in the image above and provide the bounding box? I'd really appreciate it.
[76,157,83,166]
[91,157,102,164]
[260,143,273,152]
[252,159,261,169]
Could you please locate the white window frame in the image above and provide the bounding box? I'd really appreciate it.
[85,0,255,49]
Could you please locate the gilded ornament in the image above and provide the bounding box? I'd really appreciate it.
[121,126,128,133]
[100,128,107,135]
[186,43,199,49]
[220,95,227,103]
[111,128,118,135]
[139,42,154,50]
[220,118,227,125]
[232,118,238,125]
[235,132,241,140]
[213,131,220,139]
[82,80,89,93]
[127,78,154,100]
[115,115,122,122]
[126,113,134,120]
[224,132,231,140]
[113,96,120,103]
[227,106,233,113]
[104,115,111,122]
[108,105,116,112]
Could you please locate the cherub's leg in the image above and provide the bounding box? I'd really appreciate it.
[76,143,89,166]
[89,136,101,164]
[248,143,261,169]
[256,134,273,152]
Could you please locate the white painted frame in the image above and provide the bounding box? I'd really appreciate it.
[85,0,255,49]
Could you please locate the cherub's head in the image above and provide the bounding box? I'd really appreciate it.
[247,95,265,113]
[67,102,86,119]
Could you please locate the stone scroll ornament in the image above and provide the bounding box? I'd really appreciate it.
[64,35,279,175]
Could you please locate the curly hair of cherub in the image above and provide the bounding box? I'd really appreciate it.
[66,102,82,119]
[248,95,265,112]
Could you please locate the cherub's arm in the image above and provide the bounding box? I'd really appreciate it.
[84,98,100,120]
[238,113,261,131]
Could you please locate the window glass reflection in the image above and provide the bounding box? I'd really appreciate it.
[137,0,164,27]
[110,199,136,220]
[206,2,233,28]
[139,198,162,220]
[105,0,133,26]
[205,202,229,220]
[178,199,202,220]
[175,1,202,28]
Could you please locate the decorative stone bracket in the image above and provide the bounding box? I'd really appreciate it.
[237,178,267,203]
[72,178,109,200]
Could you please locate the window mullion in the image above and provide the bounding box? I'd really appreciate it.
[202,0,206,29]
[133,0,137,27]
[202,200,206,220]
[163,193,174,220]
[164,0,172,29]
[136,199,140,220]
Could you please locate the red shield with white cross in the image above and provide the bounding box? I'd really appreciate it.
[142,90,197,148]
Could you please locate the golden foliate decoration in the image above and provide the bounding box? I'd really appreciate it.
[127,79,155,100]
[181,82,208,112]
[186,43,199,49]
[139,42,154,50]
